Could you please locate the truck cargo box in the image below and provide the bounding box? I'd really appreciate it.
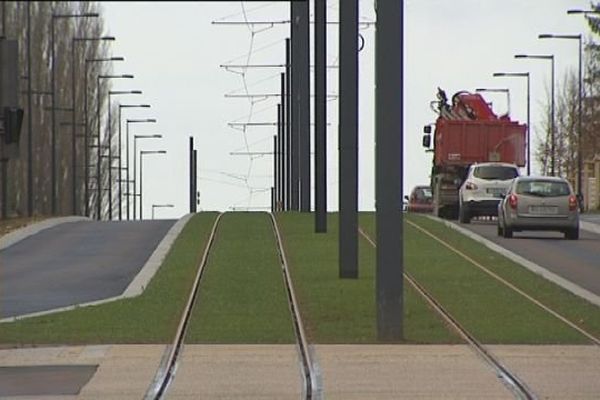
[434,118,526,167]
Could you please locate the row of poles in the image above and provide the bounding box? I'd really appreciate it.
[260,0,404,339]
[0,3,166,221]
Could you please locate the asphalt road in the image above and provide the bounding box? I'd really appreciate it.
[0,220,175,318]
[456,217,600,297]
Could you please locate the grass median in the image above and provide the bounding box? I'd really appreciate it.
[0,212,218,345]
[276,212,460,344]
[186,212,295,343]
[398,213,600,342]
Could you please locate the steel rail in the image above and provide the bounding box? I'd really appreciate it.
[270,212,318,399]
[145,212,223,399]
[408,219,600,346]
[359,227,537,400]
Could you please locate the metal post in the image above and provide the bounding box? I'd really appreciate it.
[97,75,102,219]
[27,2,32,216]
[71,40,77,215]
[108,96,113,219]
[118,106,122,219]
[133,134,137,219]
[51,17,57,215]
[291,6,299,211]
[339,0,359,278]
[189,136,194,213]
[577,36,583,203]
[126,121,130,219]
[273,133,278,210]
[526,74,530,175]
[551,56,555,176]
[285,39,292,211]
[315,0,327,232]
[193,149,197,213]
[298,0,310,212]
[278,102,284,210]
[280,72,286,210]
[376,0,404,341]
[140,152,143,220]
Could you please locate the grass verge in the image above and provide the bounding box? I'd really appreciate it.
[400,213,600,342]
[186,212,296,343]
[0,213,218,345]
[277,212,460,344]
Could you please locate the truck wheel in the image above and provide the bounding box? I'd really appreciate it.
[459,205,470,224]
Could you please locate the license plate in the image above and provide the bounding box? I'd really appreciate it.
[487,188,505,197]
[529,206,558,215]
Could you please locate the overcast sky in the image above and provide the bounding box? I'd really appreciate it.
[101,0,591,219]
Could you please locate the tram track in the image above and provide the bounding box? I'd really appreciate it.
[359,226,538,400]
[144,212,316,399]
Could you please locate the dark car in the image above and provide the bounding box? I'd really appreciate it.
[405,186,433,213]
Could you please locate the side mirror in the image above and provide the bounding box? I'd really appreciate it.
[423,125,432,134]
[422,134,431,148]
[404,195,409,201]
[499,193,506,199]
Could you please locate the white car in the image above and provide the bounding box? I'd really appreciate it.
[459,162,520,223]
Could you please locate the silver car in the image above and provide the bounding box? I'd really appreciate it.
[459,162,520,223]
[497,176,579,239]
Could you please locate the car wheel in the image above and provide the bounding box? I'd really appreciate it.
[565,228,579,240]
[459,204,470,224]
[502,219,512,238]
[497,223,503,236]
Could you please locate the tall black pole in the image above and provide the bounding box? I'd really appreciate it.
[339,0,359,278]
[551,56,555,176]
[84,62,90,216]
[71,40,77,215]
[189,136,194,213]
[51,17,57,215]
[577,36,583,203]
[27,2,33,216]
[108,97,113,219]
[273,134,278,211]
[278,102,284,210]
[290,5,300,211]
[376,0,404,341]
[118,106,122,219]
[0,1,5,220]
[97,75,102,220]
[193,149,197,213]
[526,74,530,176]
[298,0,310,212]
[280,73,286,210]
[315,0,327,232]
[285,39,292,211]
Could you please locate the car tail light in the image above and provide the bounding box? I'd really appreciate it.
[464,181,478,190]
[508,194,518,209]
[569,195,578,211]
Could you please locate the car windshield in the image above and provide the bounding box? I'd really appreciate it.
[473,165,518,180]
[418,188,432,198]
[515,180,571,197]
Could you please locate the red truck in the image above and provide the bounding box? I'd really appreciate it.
[422,88,527,219]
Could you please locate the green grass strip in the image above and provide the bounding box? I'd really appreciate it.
[0,213,218,345]
[186,212,295,343]
[405,213,600,341]
[276,212,460,344]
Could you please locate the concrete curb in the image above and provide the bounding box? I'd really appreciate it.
[122,213,193,297]
[581,220,600,235]
[0,214,193,324]
[0,216,90,251]
[425,215,600,308]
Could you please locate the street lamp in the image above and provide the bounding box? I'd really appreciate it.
[126,119,157,220]
[475,88,511,115]
[117,104,151,220]
[84,57,124,217]
[134,134,162,220]
[139,150,167,220]
[96,74,134,220]
[107,90,142,219]
[151,204,174,219]
[51,12,99,215]
[538,33,583,201]
[515,54,555,175]
[71,36,115,216]
[493,72,531,175]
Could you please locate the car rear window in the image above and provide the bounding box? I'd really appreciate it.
[515,180,571,197]
[473,166,519,180]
